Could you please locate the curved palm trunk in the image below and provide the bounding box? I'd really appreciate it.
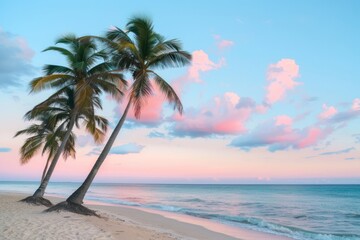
[41,158,51,182]
[32,113,77,198]
[66,100,132,204]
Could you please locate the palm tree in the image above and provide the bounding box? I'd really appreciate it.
[16,87,109,182]
[47,16,191,215]
[20,35,126,206]
[15,111,76,182]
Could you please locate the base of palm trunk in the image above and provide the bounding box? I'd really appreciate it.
[20,196,53,207]
[45,201,99,217]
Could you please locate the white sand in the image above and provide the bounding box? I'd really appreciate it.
[0,193,291,240]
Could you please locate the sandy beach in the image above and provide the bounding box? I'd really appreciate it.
[0,192,291,240]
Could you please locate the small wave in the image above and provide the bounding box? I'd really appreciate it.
[172,210,360,240]
[182,211,220,220]
[239,202,263,207]
[217,215,360,240]
[148,204,183,212]
[345,213,360,219]
[124,197,144,203]
[86,196,141,207]
[183,198,206,203]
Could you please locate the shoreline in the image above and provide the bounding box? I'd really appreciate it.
[0,191,291,240]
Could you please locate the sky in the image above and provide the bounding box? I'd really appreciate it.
[0,0,359,184]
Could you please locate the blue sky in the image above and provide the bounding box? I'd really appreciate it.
[0,1,359,183]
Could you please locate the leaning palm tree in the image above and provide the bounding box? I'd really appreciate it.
[16,87,109,182]
[15,111,76,182]
[20,35,126,206]
[47,16,191,215]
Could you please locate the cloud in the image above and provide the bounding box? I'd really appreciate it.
[172,50,225,94]
[214,35,234,50]
[86,147,103,156]
[319,104,337,120]
[230,115,333,152]
[275,115,293,126]
[236,97,256,109]
[187,50,224,81]
[322,98,360,124]
[0,29,35,89]
[114,84,166,128]
[234,99,360,153]
[170,92,261,138]
[0,148,11,152]
[109,143,144,155]
[148,131,166,138]
[265,59,301,105]
[352,98,360,111]
[353,134,360,143]
[87,143,144,156]
[320,147,355,156]
[328,111,360,124]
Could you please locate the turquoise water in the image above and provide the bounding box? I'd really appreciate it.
[1,182,359,240]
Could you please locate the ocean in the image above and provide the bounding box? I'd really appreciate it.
[0,182,359,240]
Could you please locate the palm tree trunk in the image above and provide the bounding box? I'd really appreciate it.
[66,100,132,204]
[41,158,51,182]
[33,113,77,198]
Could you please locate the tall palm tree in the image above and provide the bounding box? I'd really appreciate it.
[47,16,191,215]
[21,35,126,206]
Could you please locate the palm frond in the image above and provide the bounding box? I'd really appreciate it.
[63,132,76,159]
[130,70,153,118]
[106,26,133,45]
[88,73,127,100]
[88,62,112,75]
[93,115,108,132]
[42,46,75,64]
[19,135,44,164]
[127,16,156,60]
[148,51,192,69]
[83,117,106,144]
[152,72,183,114]
[43,65,73,75]
[15,124,43,137]
[55,34,77,45]
[112,50,139,71]
[152,39,182,54]
[30,74,72,93]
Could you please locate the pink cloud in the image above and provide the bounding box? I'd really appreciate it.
[255,104,268,114]
[171,92,258,137]
[276,115,293,126]
[352,98,360,111]
[265,59,301,104]
[297,127,327,148]
[114,84,165,125]
[187,50,225,81]
[320,98,360,124]
[218,40,234,50]
[230,116,333,151]
[172,50,225,95]
[214,35,234,50]
[319,104,338,120]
